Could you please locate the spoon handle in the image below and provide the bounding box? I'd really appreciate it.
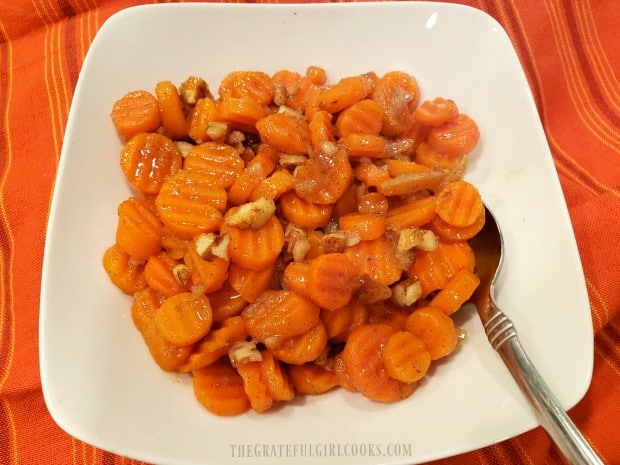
[484,303,605,465]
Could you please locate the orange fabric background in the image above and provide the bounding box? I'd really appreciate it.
[0,0,618,464]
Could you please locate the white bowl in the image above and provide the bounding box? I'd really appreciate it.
[40,3,593,464]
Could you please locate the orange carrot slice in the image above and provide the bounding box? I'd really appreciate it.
[110,90,161,139]
[435,180,484,228]
[405,306,458,360]
[154,292,213,346]
[193,359,251,416]
[429,267,480,315]
[381,331,431,383]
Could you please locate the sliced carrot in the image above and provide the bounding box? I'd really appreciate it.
[405,306,458,360]
[371,71,420,138]
[287,362,339,395]
[429,267,480,315]
[378,169,446,197]
[219,70,275,106]
[352,161,390,188]
[344,236,403,286]
[410,240,475,297]
[320,303,368,341]
[385,195,437,231]
[228,262,275,303]
[155,80,188,139]
[279,191,334,229]
[144,253,188,298]
[187,97,219,144]
[154,292,213,346]
[271,69,303,102]
[306,65,327,86]
[218,97,265,133]
[235,361,274,413]
[305,253,358,311]
[241,289,320,344]
[414,97,459,127]
[120,132,183,195]
[259,349,295,401]
[193,359,251,416]
[431,208,485,242]
[308,110,335,152]
[161,226,189,260]
[184,243,229,295]
[208,281,248,324]
[316,74,374,113]
[367,301,409,331]
[222,214,284,271]
[281,261,309,296]
[256,112,311,155]
[341,133,386,159]
[427,113,480,158]
[385,159,430,177]
[356,191,389,216]
[102,244,147,295]
[381,331,431,383]
[115,197,163,261]
[183,142,244,189]
[335,99,384,138]
[110,90,161,139]
[249,169,295,201]
[270,322,328,365]
[435,180,484,228]
[227,148,277,206]
[338,213,386,241]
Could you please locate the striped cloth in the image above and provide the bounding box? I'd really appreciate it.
[0,0,618,464]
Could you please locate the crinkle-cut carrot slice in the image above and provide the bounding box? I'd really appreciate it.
[335,98,384,138]
[341,133,386,159]
[414,97,459,127]
[144,253,188,298]
[256,112,311,155]
[183,142,244,189]
[193,359,251,416]
[316,74,374,114]
[306,65,327,86]
[259,349,295,401]
[294,144,353,205]
[161,226,189,260]
[241,289,320,344]
[187,97,219,144]
[353,162,391,188]
[111,90,161,140]
[381,331,432,384]
[154,292,213,346]
[405,306,458,360]
[131,288,192,371]
[367,301,409,331]
[305,253,358,311]
[287,362,339,395]
[228,262,276,303]
[320,303,369,341]
[338,213,386,241]
[414,141,460,170]
[218,97,265,133]
[227,148,277,206]
[308,110,336,152]
[120,132,183,195]
[270,322,328,365]
[344,236,403,286]
[332,354,357,392]
[222,214,284,271]
[180,315,248,372]
[385,159,430,177]
[427,113,480,158]
[340,323,417,403]
[155,170,225,239]
[155,80,188,140]
[435,180,484,228]
[208,281,248,324]
[115,197,162,261]
[385,195,437,231]
[249,169,295,201]
[235,361,274,413]
[219,71,275,106]
[429,267,480,315]
[431,208,485,242]
[356,191,389,216]
[102,244,147,295]
[371,71,420,138]
[279,191,334,229]
[410,240,475,298]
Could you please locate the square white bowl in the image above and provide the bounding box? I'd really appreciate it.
[40,3,593,464]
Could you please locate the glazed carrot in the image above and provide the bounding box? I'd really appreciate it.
[181,316,248,372]
[132,288,192,371]
[378,169,446,197]
[161,226,189,260]
[356,191,389,216]
[271,322,328,365]
[306,65,327,86]
[305,253,358,311]
[184,242,229,295]
[271,69,303,100]
[332,354,358,392]
[385,195,437,231]
[321,303,368,341]
[144,253,188,297]
[218,97,265,133]
[154,292,213,346]
[287,362,339,395]
[110,90,161,139]
[308,110,335,151]
[414,141,459,170]
[235,361,274,413]
[385,159,430,177]
[371,71,420,137]
[303,85,323,122]
[341,133,386,159]
[414,97,459,127]
[281,261,309,296]
[183,142,245,189]
[335,99,384,137]
[427,113,480,158]
[222,214,284,271]
[120,132,183,195]
[405,306,458,360]
[208,281,248,324]
[338,213,386,241]
[435,180,484,228]
[227,148,277,205]
[155,170,225,239]
[228,262,276,303]
[193,359,251,416]
[279,191,334,229]
[410,240,475,297]
[381,331,432,383]
[316,74,374,113]
[241,289,320,343]
[219,71,275,106]
[249,169,295,201]
[431,208,485,242]
[352,161,390,188]
[102,244,147,295]
[429,267,480,315]
[256,112,311,155]
[332,183,358,218]
[367,301,409,331]
[339,323,416,402]
[344,236,403,286]
[155,80,188,139]
[115,197,162,261]
[288,76,318,113]
[259,349,295,401]
[187,97,219,143]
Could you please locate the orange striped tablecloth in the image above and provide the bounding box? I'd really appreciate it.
[0,0,618,464]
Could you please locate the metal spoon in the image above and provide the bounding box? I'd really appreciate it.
[470,205,604,465]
